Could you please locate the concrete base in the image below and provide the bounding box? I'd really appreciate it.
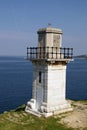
[41,100,73,117]
[25,107,41,117]
[41,107,73,118]
[25,100,73,118]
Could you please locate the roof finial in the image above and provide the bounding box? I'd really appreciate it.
[48,23,52,28]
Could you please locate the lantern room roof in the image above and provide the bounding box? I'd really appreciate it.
[37,27,62,34]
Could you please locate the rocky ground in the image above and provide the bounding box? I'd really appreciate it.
[57,100,87,130]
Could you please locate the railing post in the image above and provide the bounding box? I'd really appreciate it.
[60,48,61,59]
[56,47,57,59]
[64,48,65,58]
[36,47,37,59]
[27,47,28,59]
[32,47,33,59]
[47,47,49,59]
[71,48,73,58]
[52,47,53,59]
[40,47,41,59]
[29,47,32,59]
[43,47,45,59]
[67,48,69,58]
[27,47,73,60]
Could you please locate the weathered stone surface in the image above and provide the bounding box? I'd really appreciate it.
[25,27,72,117]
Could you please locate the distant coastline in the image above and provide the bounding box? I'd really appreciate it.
[74,54,87,59]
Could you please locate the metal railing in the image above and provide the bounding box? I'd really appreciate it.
[27,47,73,60]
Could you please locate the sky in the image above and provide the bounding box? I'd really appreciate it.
[0,0,87,56]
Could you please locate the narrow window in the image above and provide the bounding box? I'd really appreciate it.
[39,72,41,83]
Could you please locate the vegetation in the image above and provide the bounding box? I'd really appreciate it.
[0,101,87,130]
[0,104,74,130]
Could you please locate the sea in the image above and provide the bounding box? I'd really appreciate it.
[0,56,87,113]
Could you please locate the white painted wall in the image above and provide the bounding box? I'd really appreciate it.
[32,62,67,110]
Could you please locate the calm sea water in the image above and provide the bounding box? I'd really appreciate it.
[0,56,87,113]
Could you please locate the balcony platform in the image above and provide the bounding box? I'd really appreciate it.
[27,47,73,62]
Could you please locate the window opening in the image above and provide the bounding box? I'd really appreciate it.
[39,72,41,83]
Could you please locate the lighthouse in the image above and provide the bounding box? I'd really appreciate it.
[25,27,73,117]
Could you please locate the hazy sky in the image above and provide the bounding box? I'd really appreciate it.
[0,0,87,56]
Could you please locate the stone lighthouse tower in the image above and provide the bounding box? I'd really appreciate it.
[25,27,73,117]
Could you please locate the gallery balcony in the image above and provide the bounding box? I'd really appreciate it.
[27,47,73,62]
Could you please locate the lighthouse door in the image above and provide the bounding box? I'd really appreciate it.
[36,86,43,111]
